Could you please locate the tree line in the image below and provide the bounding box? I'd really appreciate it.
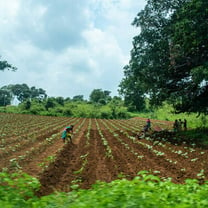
[0,57,129,118]
[0,82,129,119]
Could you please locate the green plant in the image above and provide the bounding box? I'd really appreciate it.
[0,171,40,207]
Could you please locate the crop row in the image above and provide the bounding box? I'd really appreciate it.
[0,113,207,195]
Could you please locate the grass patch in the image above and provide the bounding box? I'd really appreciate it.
[130,103,208,129]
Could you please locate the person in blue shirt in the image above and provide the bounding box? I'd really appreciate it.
[61,125,74,143]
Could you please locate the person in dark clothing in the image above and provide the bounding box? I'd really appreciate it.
[178,119,183,131]
[136,119,151,139]
[183,119,187,131]
[173,119,179,132]
[146,118,151,131]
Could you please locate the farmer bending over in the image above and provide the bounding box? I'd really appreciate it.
[61,125,74,143]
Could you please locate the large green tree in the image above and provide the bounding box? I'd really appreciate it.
[168,0,208,113]
[119,0,208,114]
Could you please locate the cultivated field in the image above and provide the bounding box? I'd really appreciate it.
[0,113,207,196]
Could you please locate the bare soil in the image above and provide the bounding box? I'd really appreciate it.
[1,116,207,197]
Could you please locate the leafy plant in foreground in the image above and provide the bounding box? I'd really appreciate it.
[1,171,208,207]
[0,171,40,207]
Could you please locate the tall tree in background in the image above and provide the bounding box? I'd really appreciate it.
[119,65,145,111]
[0,57,16,106]
[119,0,208,114]
[0,89,12,106]
[89,89,111,104]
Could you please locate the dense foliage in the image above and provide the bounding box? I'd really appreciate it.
[0,92,130,119]
[1,171,208,208]
[119,0,208,114]
[0,84,47,105]
[89,89,111,105]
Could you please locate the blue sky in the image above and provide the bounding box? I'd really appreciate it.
[0,0,146,100]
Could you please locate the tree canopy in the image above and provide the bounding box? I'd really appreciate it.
[89,89,111,104]
[0,57,17,71]
[119,0,208,114]
[0,84,47,106]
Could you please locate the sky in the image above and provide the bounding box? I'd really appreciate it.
[0,0,146,100]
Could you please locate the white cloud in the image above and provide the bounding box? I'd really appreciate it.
[0,0,146,100]
[0,0,20,22]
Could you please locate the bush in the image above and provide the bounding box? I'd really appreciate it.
[115,107,130,119]
[100,110,111,119]
[63,108,73,117]
[1,171,208,207]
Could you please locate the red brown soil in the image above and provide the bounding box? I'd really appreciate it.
[0,114,208,197]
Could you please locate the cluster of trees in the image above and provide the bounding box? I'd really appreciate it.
[0,57,128,118]
[0,57,129,118]
[0,85,129,119]
[0,84,47,106]
[119,0,208,115]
